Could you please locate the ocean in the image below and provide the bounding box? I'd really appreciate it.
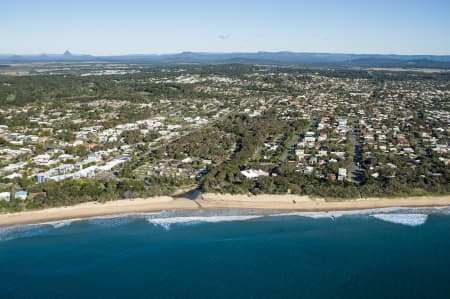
[1,207,450,299]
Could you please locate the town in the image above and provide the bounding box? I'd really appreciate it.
[0,63,448,210]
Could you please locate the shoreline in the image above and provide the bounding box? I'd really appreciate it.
[0,197,198,228]
[1,194,450,228]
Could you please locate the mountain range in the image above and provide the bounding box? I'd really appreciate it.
[1,51,450,68]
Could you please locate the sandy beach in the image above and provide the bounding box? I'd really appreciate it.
[1,194,450,227]
[0,197,198,227]
[200,193,450,210]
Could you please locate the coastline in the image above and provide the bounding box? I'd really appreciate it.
[0,197,198,228]
[1,194,450,227]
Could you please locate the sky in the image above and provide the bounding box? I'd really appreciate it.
[1,0,449,55]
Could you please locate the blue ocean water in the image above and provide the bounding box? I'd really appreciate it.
[1,208,450,299]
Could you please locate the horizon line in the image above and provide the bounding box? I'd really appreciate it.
[1,50,450,57]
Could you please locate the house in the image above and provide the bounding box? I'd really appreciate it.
[363,132,375,141]
[332,152,346,159]
[15,190,28,200]
[3,172,22,180]
[36,136,52,144]
[304,166,314,175]
[35,172,50,184]
[202,159,212,165]
[0,192,10,201]
[308,156,318,165]
[304,136,316,143]
[2,162,26,172]
[295,149,305,160]
[241,169,269,179]
[182,157,193,164]
[338,168,347,181]
[318,131,328,141]
[318,150,328,157]
[398,138,410,146]
[58,164,74,174]
[68,139,84,147]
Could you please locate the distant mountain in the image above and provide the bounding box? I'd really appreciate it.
[0,51,449,68]
[347,57,450,68]
[0,51,94,62]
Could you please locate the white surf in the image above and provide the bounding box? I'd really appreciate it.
[371,213,428,226]
[148,215,262,230]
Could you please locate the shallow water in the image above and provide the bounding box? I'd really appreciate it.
[1,207,450,299]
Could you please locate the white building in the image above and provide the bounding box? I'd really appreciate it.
[3,172,22,180]
[0,192,11,201]
[338,168,347,181]
[241,169,269,179]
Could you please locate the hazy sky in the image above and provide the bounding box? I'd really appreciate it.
[1,0,449,55]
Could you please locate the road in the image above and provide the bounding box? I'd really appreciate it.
[279,132,299,164]
[350,119,364,184]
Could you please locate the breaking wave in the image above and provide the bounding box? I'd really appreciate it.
[0,218,87,241]
[1,206,448,241]
[41,219,82,228]
[270,207,406,219]
[1,224,56,242]
[270,206,449,225]
[271,211,358,219]
[0,213,161,241]
[86,212,160,227]
[148,215,263,230]
[371,214,428,226]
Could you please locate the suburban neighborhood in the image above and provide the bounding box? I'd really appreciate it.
[0,63,448,206]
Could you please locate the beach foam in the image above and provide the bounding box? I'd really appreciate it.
[0,218,86,241]
[87,212,161,227]
[371,213,428,226]
[40,218,84,228]
[270,207,407,219]
[2,206,446,241]
[148,215,262,230]
[0,224,53,242]
[0,214,161,241]
[271,211,355,219]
